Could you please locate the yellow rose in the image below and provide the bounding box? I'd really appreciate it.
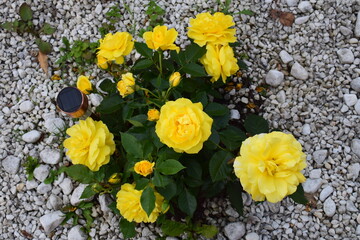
[117,73,135,98]
[143,26,180,52]
[233,132,307,203]
[147,109,160,121]
[187,12,237,47]
[63,118,116,171]
[76,75,92,94]
[116,183,167,223]
[200,44,239,83]
[169,72,181,87]
[155,98,213,154]
[97,55,108,69]
[134,160,155,177]
[97,32,134,65]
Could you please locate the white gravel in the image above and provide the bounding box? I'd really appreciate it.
[0,0,359,239]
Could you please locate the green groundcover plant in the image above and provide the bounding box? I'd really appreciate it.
[50,10,308,240]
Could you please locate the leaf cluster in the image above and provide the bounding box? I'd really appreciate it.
[139,0,165,37]
[99,5,123,37]
[56,37,99,75]
[23,156,40,180]
[1,3,55,54]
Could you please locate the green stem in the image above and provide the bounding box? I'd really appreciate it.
[158,50,163,76]
[139,87,158,98]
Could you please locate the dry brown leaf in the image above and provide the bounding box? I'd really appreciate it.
[37,51,48,75]
[20,230,33,239]
[279,12,295,26]
[269,9,295,26]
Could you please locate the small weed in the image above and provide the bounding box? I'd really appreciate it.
[56,37,99,75]
[99,5,122,37]
[139,0,165,37]
[61,201,94,235]
[23,156,40,180]
[1,3,55,54]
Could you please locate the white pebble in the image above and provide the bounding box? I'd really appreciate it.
[291,62,309,80]
[265,70,284,87]
[337,49,354,64]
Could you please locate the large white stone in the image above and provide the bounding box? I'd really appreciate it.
[302,178,322,193]
[70,184,94,206]
[230,109,240,120]
[298,1,313,12]
[265,70,284,87]
[323,198,336,217]
[2,155,21,174]
[351,77,360,92]
[44,118,66,134]
[59,178,73,195]
[68,225,87,240]
[99,194,112,215]
[337,49,354,64]
[89,93,103,107]
[313,149,328,164]
[37,183,52,194]
[245,232,260,240]
[285,0,299,7]
[33,164,50,182]
[348,163,360,180]
[355,100,360,115]
[344,94,357,107]
[279,50,293,64]
[309,169,321,179]
[22,130,42,143]
[39,211,65,233]
[352,139,360,158]
[40,149,61,165]
[302,123,311,135]
[355,11,360,37]
[295,16,310,25]
[19,100,34,113]
[319,186,334,201]
[224,222,246,240]
[291,62,309,80]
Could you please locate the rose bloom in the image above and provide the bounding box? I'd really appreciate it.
[147,109,160,121]
[63,118,115,171]
[143,26,180,52]
[155,98,213,154]
[116,183,167,223]
[76,75,92,94]
[200,44,239,83]
[169,72,181,87]
[97,32,134,65]
[117,73,135,98]
[187,12,236,47]
[134,160,155,177]
[233,132,307,203]
[97,55,108,69]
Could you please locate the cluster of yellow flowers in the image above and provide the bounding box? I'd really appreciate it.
[62,12,308,225]
[188,12,239,83]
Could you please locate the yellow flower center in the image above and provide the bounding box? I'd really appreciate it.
[154,32,164,43]
[176,114,194,137]
[259,158,279,176]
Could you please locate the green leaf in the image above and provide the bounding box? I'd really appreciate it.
[134,42,153,59]
[194,224,218,239]
[120,218,136,238]
[96,94,123,114]
[19,3,33,21]
[135,178,149,190]
[64,165,95,184]
[182,63,207,77]
[98,79,116,94]
[237,9,255,15]
[289,184,308,205]
[80,184,96,199]
[226,181,244,215]
[219,126,247,151]
[157,180,177,200]
[244,114,269,135]
[35,39,52,54]
[140,186,156,217]
[41,23,56,35]
[184,43,206,63]
[127,119,143,127]
[121,133,143,158]
[157,159,185,175]
[108,201,120,215]
[212,114,230,130]
[209,151,233,182]
[183,161,203,188]
[178,188,197,217]
[1,21,13,31]
[152,171,171,187]
[133,59,153,69]
[192,91,208,107]
[205,102,229,117]
[161,220,188,237]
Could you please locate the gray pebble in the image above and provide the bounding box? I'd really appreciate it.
[291,62,309,80]
[319,186,334,201]
[302,178,322,193]
[298,1,313,12]
[39,211,65,233]
[265,70,284,87]
[224,222,246,240]
[22,130,42,143]
[351,139,360,158]
[351,77,360,92]
[40,149,61,165]
[343,94,357,107]
[323,198,336,217]
[33,164,50,182]
[2,155,21,174]
[313,149,328,164]
[279,50,293,64]
[19,100,34,113]
[337,49,354,64]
